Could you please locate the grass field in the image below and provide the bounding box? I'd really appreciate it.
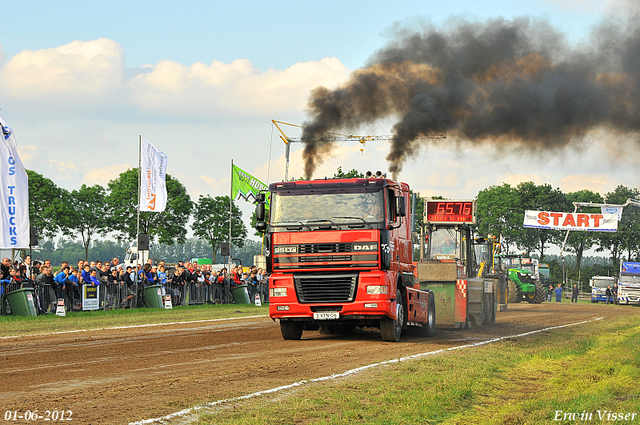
[193,314,640,425]
[0,304,269,337]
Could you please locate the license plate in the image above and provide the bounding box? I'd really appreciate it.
[313,312,339,320]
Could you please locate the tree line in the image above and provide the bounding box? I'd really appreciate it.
[27,168,248,262]
[476,182,640,270]
[28,166,640,276]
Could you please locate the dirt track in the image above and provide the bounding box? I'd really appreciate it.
[0,302,634,424]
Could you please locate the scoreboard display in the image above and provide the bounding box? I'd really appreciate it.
[425,199,476,224]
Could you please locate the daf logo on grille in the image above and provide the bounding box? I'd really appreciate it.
[274,245,297,254]
[353,244,377,251]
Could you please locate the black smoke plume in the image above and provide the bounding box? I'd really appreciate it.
[300,14,640,179]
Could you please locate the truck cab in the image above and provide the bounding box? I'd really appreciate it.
[618,262,640,305]
[590,276,615,303]
[255,175,435,341]
[123,246,150,269]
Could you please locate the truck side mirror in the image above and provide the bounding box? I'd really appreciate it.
[396,196,406,217]
[256,221,267,233]
[255,193,266,222]
[255,192,267,233]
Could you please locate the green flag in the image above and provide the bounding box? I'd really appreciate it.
[232,164,268,204]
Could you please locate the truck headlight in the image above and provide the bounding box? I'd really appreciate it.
[367,285,388,295]
[270,288,287,297]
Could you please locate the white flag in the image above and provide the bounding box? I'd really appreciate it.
[0,115,30,248]
[140,138,168,212]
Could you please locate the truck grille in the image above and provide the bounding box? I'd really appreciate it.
[299,243,352,253]
[274,243,378,270]
[294,273,358,303]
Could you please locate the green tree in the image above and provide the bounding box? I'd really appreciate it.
[600,185,640,265]
[476,183,521,254]
[106,168,193,244]
[333,166,364,178]
[192,195,247,261]
[564,190,604,272]
[26,170,74,238]
[69,184,110,261]
[515,182,569,261]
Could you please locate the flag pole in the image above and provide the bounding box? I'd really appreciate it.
[228,159,233,303]
[135,135,141,308]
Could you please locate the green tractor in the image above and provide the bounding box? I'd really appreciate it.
[495,255,546,304]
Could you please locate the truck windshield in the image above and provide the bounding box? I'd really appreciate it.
[429,228,459,258]
[620,275,640,284]
[270,189,384,230]
[592,278,613,288]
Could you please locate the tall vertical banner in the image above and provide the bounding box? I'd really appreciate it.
[231,164,268,204]
[0,115,29,248]
[140,138,168,212]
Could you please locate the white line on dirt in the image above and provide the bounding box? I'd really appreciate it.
[0,315,269,340]
[131,316,605,425]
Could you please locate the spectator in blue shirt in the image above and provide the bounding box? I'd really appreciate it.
[54,266,71,298]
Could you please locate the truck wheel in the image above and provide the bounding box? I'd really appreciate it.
[280,320,303,340]
[381,290,404,342]
[424,291,436,337]
[507,280,520,303]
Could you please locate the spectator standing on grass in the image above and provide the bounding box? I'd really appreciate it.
[54,266,71,298]
[571,284,579,303]
[22,255,33,279]
[88,269,101,286]
[157,264,168,297]
[1,258,10,280]
[67,268,81,308]
[613,283,619,305]
[246,271,257,302]
[605,285,612,305]
[555,283,563,302]
[31,261,41,278]
[111,257,122,272]
[547,284,554,302]
[35,265,56,312]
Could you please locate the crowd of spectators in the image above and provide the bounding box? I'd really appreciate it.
[1,254,269,314]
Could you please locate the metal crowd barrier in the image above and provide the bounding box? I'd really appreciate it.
[1,276,270,315]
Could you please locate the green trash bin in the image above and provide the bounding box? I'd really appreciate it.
[143,284,164,308]
[5,288,38,317]
[231,285,251,304]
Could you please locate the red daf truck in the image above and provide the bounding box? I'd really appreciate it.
[254,173,436,341]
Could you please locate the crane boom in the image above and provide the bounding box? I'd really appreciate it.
[272,119,446,180]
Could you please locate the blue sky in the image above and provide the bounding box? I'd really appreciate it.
[2,0,610,70]
[0,0,637,238]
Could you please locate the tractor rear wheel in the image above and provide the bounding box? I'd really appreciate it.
[531,282,546,304]
[507,280,521,303]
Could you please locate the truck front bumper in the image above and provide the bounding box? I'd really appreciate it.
[270,299,395,321]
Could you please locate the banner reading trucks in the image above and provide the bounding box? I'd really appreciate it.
[523,210,619,232]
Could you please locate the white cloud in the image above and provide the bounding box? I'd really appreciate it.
[0,38,124,100]
[128,57,350,116]
[0,38,350,119]
[82,163,131,187]
[560,175,613,194]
